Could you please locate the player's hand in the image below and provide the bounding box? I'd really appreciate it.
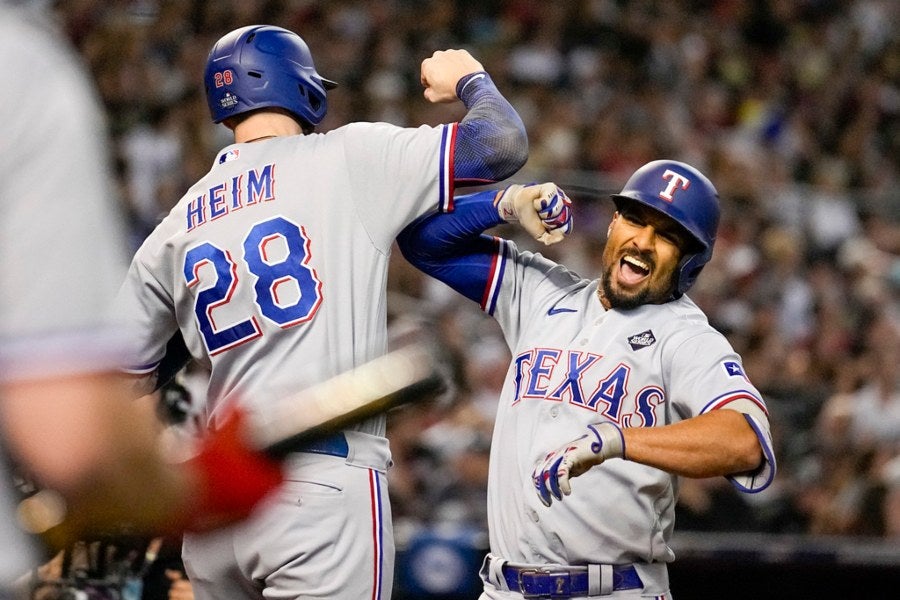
[532,422,625,507]
[495,183,573,245]
[180,406,284,531]
[534,184,573,242]
[421,49,485,103]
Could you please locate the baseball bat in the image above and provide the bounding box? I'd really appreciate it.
[15,343,444,548]
[246,342,446,458]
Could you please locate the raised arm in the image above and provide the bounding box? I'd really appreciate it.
[420,50,528,185]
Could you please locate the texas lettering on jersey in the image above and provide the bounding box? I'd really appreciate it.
[186,163,276,230]
[511,348,664,427]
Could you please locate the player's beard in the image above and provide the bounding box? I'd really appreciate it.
[599,271,651,310]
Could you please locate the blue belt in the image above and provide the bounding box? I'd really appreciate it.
[501,563,643,598]
[292,432,349,458]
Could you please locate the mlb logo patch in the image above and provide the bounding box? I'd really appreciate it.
[723,361,747,378]
[219,149,240,164]
[627,330,656,350]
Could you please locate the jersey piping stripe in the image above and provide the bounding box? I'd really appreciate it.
[122,362,160,375]
[700,390,768,416]
[734,413,777,492]
[480,237,506,315]
[368,469,385,600]
[438,124,457,212]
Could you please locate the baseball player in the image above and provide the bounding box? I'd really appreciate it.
[0,4,284,594]
[112,24,528,600]
[397,160,776,598]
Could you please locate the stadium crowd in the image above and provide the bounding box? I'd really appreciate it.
[54,0,898,542]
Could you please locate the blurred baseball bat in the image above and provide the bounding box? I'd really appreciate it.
[15,342,445,548]
[247,341,446,458]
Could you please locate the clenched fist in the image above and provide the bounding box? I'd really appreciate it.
[421,49,485,103]
[495,183,573,245]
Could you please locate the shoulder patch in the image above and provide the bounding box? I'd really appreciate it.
[627,330,656,350]
[723,361,746,378]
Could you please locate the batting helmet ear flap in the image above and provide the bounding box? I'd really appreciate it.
[674,246,713,298]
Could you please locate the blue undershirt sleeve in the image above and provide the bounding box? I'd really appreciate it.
[397,190,506,304]
[453,72,528,186]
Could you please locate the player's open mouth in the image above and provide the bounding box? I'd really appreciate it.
[618,254,650,286]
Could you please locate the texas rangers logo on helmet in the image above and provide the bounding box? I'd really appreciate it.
[659,169,691,202]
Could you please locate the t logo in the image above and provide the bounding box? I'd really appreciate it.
[659,169,691,202]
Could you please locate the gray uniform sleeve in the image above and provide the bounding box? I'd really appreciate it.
[340,122,454,252]
[0,6,130,380]
[113,243,180,381]
[666,330,776,492]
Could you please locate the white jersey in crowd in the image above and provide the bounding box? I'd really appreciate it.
[116,123,455,433]
[484,242,775,568]
[0,1,130,587]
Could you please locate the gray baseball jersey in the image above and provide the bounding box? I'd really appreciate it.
[114,122,456,599]
[485,244,775,566]
[116,123,455,432]
[396,189,776,595]
[0,2,130,587]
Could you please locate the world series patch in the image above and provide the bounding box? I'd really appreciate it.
[219,91,239,110]
[627,330,656,350]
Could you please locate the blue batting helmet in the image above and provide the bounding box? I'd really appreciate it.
[611,160,720,297]
[204,25,337,126]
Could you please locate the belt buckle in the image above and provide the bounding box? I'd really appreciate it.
[517,568,572,599]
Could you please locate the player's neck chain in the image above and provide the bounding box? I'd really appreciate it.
[245,135,278,143]
[597,286,611,310]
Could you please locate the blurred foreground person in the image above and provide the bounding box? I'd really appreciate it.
[0,5,283,595]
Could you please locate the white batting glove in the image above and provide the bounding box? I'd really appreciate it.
[495,183,573,246]
[532,422,625,507]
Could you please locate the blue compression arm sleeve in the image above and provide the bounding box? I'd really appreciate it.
[454,72,528,185]
[397,190,506,305]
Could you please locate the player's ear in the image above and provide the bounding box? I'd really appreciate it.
[607,214,618,239]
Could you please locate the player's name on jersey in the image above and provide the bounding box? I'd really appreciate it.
[186,163,276,231]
